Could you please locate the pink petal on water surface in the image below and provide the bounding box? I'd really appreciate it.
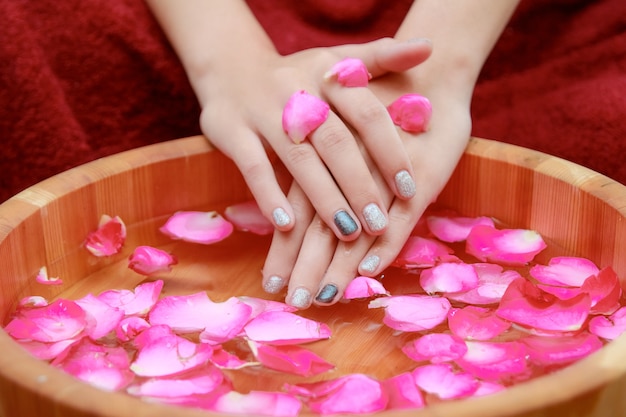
[35,266,62,286]
[466,225,547,265]
[448,306,511,341]
[387,94,432,133]
[381,372,425,410]
[97,280,163,316]
[288,374,387,415]
[5,299,87,343]
[128,246,177,276]
[75,294,125,340]
[160,211,234,244]
[324,57,371,87]
[128,366,227,398]
[426,215,495,243]
[402,333,467,363]
[16,337,81,361]
[530,256,600,287]
[520,332,603,367]
[343,276,389,299]
[282,90,330,144]
[210,390,302,417]
[445,263,521,305]
[420,262,479,294]
[473,381,506,397]
[496,277,591,332]
[224,200,274,235]
[589,307,626,340]
[412,363,479,400]
[18,295,48,308]
[211,346,253,370]
[115,316,151,342]
[392,236,456,269]
[455,340,529,382]
[238,296,297,319]
[583,267,623,315]
[369,295,451,332]
[84,214,126,257]
[243,311,331,345]
[248,340,335,377]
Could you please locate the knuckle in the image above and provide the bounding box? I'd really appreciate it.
[314,125,351,153]
[285,143,316,166]
[352,102,389,126]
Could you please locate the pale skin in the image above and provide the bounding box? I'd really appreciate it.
[145,0,520,308]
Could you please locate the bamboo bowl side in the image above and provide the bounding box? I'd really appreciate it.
[0,136,625,417]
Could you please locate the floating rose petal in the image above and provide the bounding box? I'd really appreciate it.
[211,346,254,370]
[473,381,506,397]
[244,311,331,345]
[238,296,297,319]
[324,57,371,87]
[210,390,302,417]
[448,306,511,341]
[224,200,274,235]
[412,363,479,400]
[130,326,214,377]
[288,374,387,415]
[84,214,126,257]
[387,94,432,133]
[248,340,334,377]
[54,338,134,391]
[97,280,163,317]
[128,246,177,276]
[589,307,626,340]
[115,316,150,342]
[16,337,80,361]
[75,294,124,340]
[343,276,389,299]
[18,295,48,308]
[160,211,233,245]
[381,372,425,410]
[426,215,495,243]
[446,263,521,305]
[392,236,456,269]
[5,299,86,343]
[282,90,330,144]
[127,366,226,398]
[369,295,451,332]
[402,333,467,363]
[466,225,547,265]
[521,332,603,367]
[496,277,591,332]
[530,256,600,287]
[35,266,62,286]
[455,340,529,382]
[420,262,479,294]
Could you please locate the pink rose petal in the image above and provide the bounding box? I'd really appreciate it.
[426,215,495,243]
[521,332,603,367]
[530,256,600,287]
[160,211,234,244]
[324,57,371,87]
[127,366,226,398]
[224,200,274,235]
[445,263,521,305]
[381,372,425,410]
[412,363,479,400]
[243,311,331,345]
[75,294,125,340]
[248,340,335,377]
[16,337,80,361]
[128,245,177,276]
[115,316,151,342]
[84,214,126,257]
[387,94,432,133]
[97,280,163,316]
[455,340,529,382]
[473,381,506,397]
[583,266,623,315]
[282,90,330,144]
[466,225,547,265]
[369,295,451,332]
[420,262,479,294]
[343,276,389,299]
[589,306,626,340]
[402,333,467,363]
[210,390,302,417]
[5,299,87,343]
[18,295,48,308]
[211,346,253,370]
[35,266,63,286]
[448,306,511,341]
[392,236,456,269]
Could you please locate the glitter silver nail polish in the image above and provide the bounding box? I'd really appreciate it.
[360,255,380,274]
[334,210,358,235]
[272,207,291,227]
[290,287,312,309]
[315,284,338,304]
[263,275,285,294]
[363,203,387,232]
[395,170,416,198]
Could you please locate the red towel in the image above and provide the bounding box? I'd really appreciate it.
[1,0,624,203]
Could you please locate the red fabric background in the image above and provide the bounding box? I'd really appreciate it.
[0,0,624,203]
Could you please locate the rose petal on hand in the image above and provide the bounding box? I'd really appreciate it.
[343,276,389,299]
[369,295,451,332]
[324,57,371,87]
[282,90,330,144]
[84,215,126,257]
[128,246,177,276]
[160,211,234,244]
[387,94,432,133]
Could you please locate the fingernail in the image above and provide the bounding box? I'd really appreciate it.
[264,275,285,294]
[272,207,291,227]
[315,284,338,304]
[360,255,380,274]
[334,210,358,235]
[363,203,387,232]
[395,170,416,198]
[290,287,312,309]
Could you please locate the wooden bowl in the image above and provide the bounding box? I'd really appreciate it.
[1,136,625,417]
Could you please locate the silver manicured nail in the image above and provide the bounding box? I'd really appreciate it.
[263,275,285,294]
[290,287,312,309]
[363,203,387,232]
[395,170,416,198]
[360,255,380,274]
[272,207,291,227]
[334,210,358,235]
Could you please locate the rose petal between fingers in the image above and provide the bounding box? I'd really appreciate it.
[282,90,330,144]
[387,94,432,133]
[324,57,371,87]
